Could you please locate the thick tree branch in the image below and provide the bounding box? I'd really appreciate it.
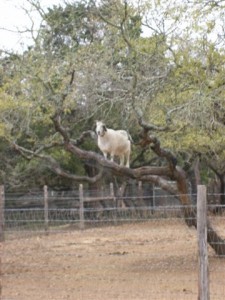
[13,142,104,184]
[51,112,175,182]
[51,114,70,143]
[138,129,177,169]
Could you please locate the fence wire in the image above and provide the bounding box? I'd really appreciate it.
[1,189,225,300]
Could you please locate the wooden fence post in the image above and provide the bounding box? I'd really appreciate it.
[152,184,156,213]
[138,181,143,200]
[44,185,49,234]
[110,182,117,224]
[197,185,209,300]
[0,240,2,298]
[79,184,85,230]
[138,181,147,217]
[0,185,5,298]
[0,185,5,242]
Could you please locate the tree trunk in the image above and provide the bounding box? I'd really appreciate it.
[207,223,225,255]
[174,166,197,227]
[174,166,225,255]
[188,156,201,204]
[219,175,225,206]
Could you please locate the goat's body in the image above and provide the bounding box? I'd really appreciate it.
[96,121,131,167]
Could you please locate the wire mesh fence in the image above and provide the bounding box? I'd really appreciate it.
[1,185,225,299]
[3,183,184,235]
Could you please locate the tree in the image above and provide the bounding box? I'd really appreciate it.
[1,0,225,254]
[164,2,225,206]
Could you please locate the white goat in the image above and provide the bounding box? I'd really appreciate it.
[95,121,131,168]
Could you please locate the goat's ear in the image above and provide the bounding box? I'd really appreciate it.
[103,125,107,132]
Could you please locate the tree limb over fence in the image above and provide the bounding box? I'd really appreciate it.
[12,111,225,255]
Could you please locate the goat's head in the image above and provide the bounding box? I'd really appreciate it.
[96,121,107,137]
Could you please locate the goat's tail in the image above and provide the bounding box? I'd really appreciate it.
[127,132,134,144]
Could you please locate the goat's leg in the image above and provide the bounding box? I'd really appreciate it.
[125,152,130,168]
[110,154,114,162]
[120,155,125,166]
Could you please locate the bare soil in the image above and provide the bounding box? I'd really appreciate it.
[1,219,225,300]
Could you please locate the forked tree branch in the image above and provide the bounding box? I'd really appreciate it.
[13,142,104,184]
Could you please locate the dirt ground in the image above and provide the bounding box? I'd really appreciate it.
[1,219,225,300]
